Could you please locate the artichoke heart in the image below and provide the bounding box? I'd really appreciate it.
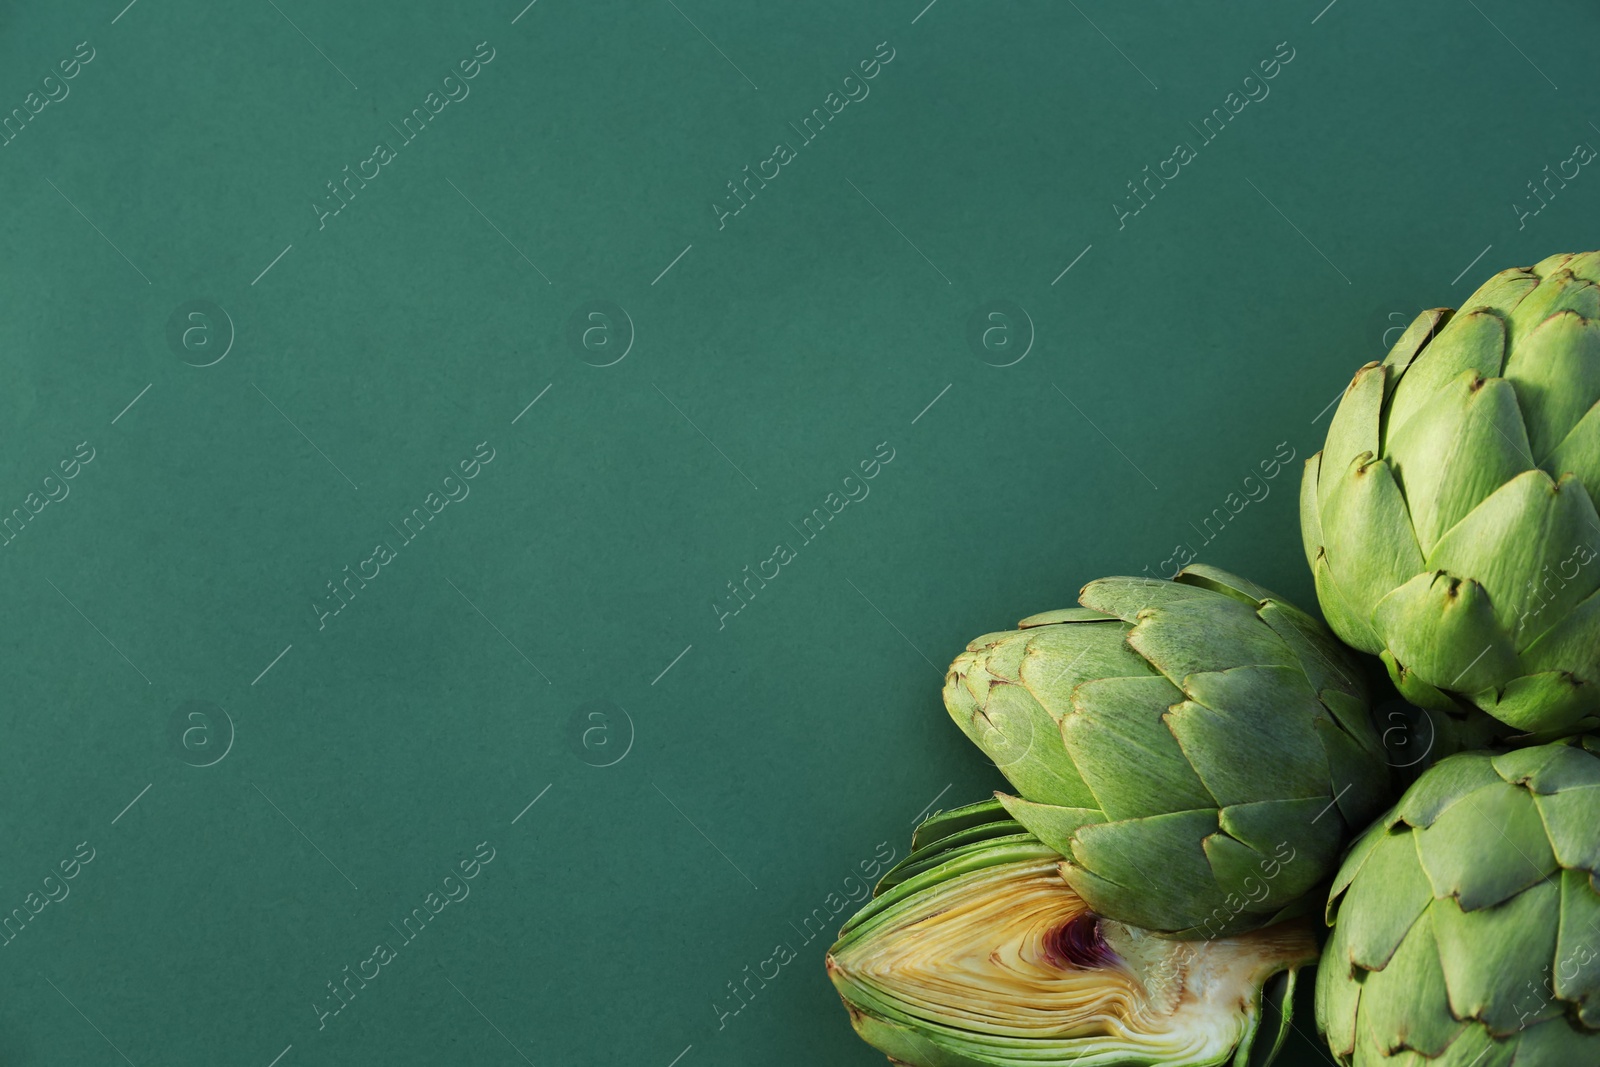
[828,801,1318,1067]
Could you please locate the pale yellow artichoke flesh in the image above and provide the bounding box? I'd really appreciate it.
[829,856,1318,1067]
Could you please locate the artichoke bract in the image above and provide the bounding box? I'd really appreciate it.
[942,565,1390,939]
[1303,252,1600,738]
[828,799,1319,1067]
[1315,738,1600,1065]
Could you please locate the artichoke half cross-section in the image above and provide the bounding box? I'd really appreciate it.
[828,799,1319,1067]
[942,565,1391,939]
[1303,251,1600,738]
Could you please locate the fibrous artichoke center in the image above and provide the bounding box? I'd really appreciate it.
[828,857,1317,1065]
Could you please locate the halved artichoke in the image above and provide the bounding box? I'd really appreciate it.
[828,800,1319,1067]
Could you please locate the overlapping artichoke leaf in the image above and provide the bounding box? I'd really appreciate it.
[1316,738,1600,1065]
[942,567,1389,939]
[1305,252,1600,739]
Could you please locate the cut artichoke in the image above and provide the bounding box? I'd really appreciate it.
[829,800,1319,1067]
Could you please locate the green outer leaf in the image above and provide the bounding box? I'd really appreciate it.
[1220,795,1340,859]
[1124,599,1297,683]
[1301,452,1325,573]
[1327,809,1395,912]
[943,671,1091,808]
[1534,252,1578,278]
[1323,362,1385,496]
[1241,966,1299,1067]
[1502,310,1600,461]
[1394,750,1501,827]
[832,1011,980,1067]
[1014,619,1153,722]
[874,831,1039,898]
[1174,563,1281,605]
[907,797,1012,852]
[1320,454,1424,630]
[1381,647,1468,715]
[1249,892,1318,933]
[1335,828,1433,971]
[1508,1016,1600,1066]
[1061,674,1214,821]
[1425,469,1600,651]
[882,798,1029,894]
[1201,832,1293,916]
[1385,310,1508,441]
[1412,781,1557,910]
[1430,877,1562,1035]
[1568,251,1600,285]
[1472,671,1598,735]
[1462,265,1538,315]
[992,793,1103,858]
[1354,905,1465,1057]
[1490,737,1600,792]
[1166,666,1329,807]
[1077,574,1217,622]
[1519,583,1600,685]
[1417,1026,1515,1067]
[1534,785,1600,874]
[1314,550,1382,652]
[1215,796,1343,906]
[1545,397,1600,506]
[1320,686,1386,762]
[1506,269,1600,345]
[835,838,1061,940]
[1555,867,1600,1024]
[1382,307,1452,377]
[1015,606,1113,627]
[1384,371,1533,554]
[959,631,1020,663]
[1315,916,1362,1059]
[1371,571,1518,694]
[1060,808,1221,934]
[1257,598,1368,706]
[981,627,1030,682]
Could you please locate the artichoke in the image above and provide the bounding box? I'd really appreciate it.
[1315,737,1600,1065]
[942,564,1390,938]
[828,799,1319,1067]
[1302,252,1600,738]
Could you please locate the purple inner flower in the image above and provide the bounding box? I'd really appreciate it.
[1044,913,1117,970]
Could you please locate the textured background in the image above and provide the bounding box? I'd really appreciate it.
[1,1,1598,1064]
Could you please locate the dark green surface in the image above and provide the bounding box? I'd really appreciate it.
[1,1,1597,1064]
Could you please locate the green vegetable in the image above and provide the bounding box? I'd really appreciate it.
[1316,737,1600,1065]
[1302,251,1600,738]
[942,564,1390,938]
[828,799,1318,1067]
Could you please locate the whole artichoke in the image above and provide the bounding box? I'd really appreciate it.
[1316,738,1600,1065]
[942,565,1390,939]
[1302,252,1600,738]
[829,799,1319,1067]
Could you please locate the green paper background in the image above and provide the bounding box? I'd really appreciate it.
[0,0,1596,1064]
